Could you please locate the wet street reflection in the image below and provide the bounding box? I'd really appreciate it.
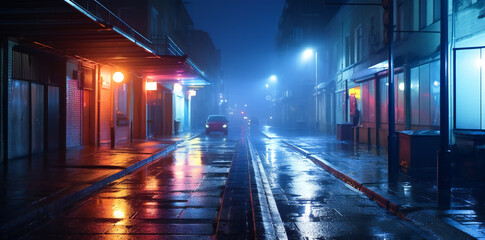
[251,134,426,239]
[26,133,238,239]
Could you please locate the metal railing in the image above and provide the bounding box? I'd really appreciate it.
[150,35,184,56]
[65,0,153,51]
[65,0,207,80]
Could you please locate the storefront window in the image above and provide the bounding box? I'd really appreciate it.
[410,60,440,127]
[361,80,376,123]
[396,73,405,124]
[336,91,345,123]
[379,77,388,124]
[455,48,483,129]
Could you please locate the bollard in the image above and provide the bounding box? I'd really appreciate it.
[111,126,115,149]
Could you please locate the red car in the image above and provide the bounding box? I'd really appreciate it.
[206,115,228,135]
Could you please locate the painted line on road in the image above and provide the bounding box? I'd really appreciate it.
[247,138,288,240]
[279,138,475,240]
[1,133,202,239]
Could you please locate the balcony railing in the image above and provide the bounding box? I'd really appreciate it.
[150,35,185,56]
[65,0,153,52]
[65,0,207,80]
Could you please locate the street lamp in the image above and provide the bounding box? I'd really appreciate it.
[113,72,124,83]
[111,71,125,149]
[301,48,318,129]
[269,75,277,83]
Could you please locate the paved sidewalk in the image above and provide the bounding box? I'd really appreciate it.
[0,132,199,238]
[262,126,484,239]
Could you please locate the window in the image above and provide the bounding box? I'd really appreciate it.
[455,48,485,130]
[395,73,405,124]
[410,61,440,127]
[354,25,363,63]
[418,0,440,29]
[379,77,388,124]
[345,36,350,67]
[336,91,346,123]
[361,80,376,123]
[369,16,378,46]
[420,0,427,29]
[377,74,405,125]
[433,0,441,22]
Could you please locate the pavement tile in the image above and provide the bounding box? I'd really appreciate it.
[179,208,218,220]
[132,207,182,220]
[186,197,221,208]
[107,223,214,235]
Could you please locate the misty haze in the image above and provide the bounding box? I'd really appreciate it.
[1,0,484,239]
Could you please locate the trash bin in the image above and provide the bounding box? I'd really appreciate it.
[174,120,181,133]
[337,123,353,141]
[398,130,440,169]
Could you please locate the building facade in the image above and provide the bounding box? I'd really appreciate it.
[0,0,220,162]
[276,0,485,162]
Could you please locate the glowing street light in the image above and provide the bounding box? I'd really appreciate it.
[269,75,277,82]
[302,48,314,60]
[111,71,125,149]
[113,72,124,83]
[146,82,157,91]
[301,48,318,129]
[188,90,196,96]
[174,83,183,93]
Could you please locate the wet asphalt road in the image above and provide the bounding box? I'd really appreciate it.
[249,130,428,240]
[23,126,429,239]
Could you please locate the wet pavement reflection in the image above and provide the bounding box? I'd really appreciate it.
[25,133,239,239]
[250,131,427,239]
[18,125,483,239]
[261,127,485,239]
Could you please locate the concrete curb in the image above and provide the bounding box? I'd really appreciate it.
[1,133,201,239]
[263,134,475,240]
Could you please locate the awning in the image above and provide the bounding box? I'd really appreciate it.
[0,0,209,85]
[350,60,388,83]
[350,60,404,83]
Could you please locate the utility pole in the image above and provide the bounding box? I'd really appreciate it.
[437,0,451,191]
[386,0,399,181]
[315,51,318,130]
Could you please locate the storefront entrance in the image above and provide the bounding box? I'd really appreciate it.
[8,80,60,158]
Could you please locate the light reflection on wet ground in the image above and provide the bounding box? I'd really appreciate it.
[263,127,485,239]
[251,133,427,239]
[25,133,237,239]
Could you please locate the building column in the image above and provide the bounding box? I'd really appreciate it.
[1,40,11,166]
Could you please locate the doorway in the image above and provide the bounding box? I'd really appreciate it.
[83,90,92,145]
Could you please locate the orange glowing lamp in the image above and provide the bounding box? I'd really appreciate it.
[113,72,124,83]
[146,82,157,91]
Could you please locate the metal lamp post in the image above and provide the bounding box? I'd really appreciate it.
[111,71,124,149]
[302,49,318,130]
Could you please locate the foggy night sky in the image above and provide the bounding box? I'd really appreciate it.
[185,0,284,113]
